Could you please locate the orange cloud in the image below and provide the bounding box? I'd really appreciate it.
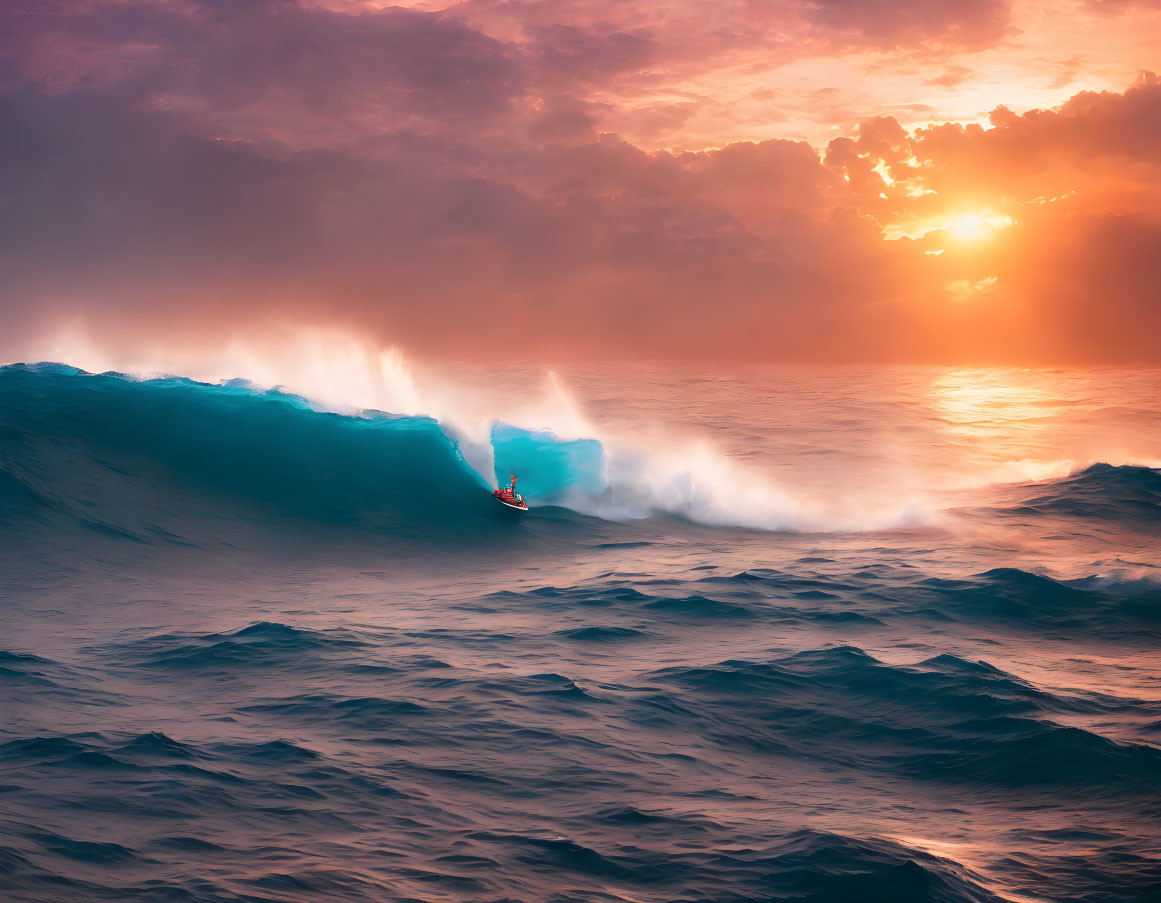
[0,2,1158,365]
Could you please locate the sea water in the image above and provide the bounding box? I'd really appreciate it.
[2,361,1159,902]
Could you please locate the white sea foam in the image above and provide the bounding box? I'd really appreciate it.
[23,323,1158,534]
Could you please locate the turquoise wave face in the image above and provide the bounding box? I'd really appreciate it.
[490,422,606,501]
[0,364,500,542]
[5,364,1161,547]
[4,361,1161,903]
[0,364,626,549]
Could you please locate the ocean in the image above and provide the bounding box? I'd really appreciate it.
[2,360,1159,903]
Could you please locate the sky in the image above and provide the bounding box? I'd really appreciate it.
[1,0,1160,365]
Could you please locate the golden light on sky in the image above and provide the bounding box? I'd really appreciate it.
[0,0,1159,364]
[948,213,1016,241]
[884,211,1017,242]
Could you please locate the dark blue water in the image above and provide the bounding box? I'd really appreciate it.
[2,362,1159,903]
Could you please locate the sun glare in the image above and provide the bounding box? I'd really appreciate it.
[946,211,1015,241]
[949,214,987,239]
[883,210,1015,242]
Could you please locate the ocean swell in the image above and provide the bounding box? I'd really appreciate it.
[0,363,934,538]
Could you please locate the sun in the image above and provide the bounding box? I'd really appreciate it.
[949,213,988,240]
[945,211,1015,241]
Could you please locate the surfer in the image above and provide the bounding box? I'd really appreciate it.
[492,474,528,511]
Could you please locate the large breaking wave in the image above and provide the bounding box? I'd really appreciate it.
[0,363,906,541]
[1,363,501,545]
[4,362,1161,546]
[5,360,1161,903]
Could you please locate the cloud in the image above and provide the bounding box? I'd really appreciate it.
[0,75,900,361]
[0,0,527,145]
[802,0,1012,49]
[945,276,998,298]
[0,3,1159,365]
[822,71,1161,218]
[1081,0,1161,11]
[529,24,658,85]
[925,64,974,88]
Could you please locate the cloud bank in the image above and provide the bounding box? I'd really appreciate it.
[1,0,1159,364]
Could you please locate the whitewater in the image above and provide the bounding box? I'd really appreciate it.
[2,358,1160,903]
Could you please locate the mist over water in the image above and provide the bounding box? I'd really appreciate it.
[2,358,1160,903]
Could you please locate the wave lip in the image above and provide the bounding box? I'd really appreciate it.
[465,826,1003,902]
[1009,462,1161,524]
[648,645,1161,793]
[0,651,65,689]
[237,692,433,729]
[900,566,1161,632]
[0,363,506,549]
[0,361,936,541]
[553,626,648,642]
[120,621,370,672]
